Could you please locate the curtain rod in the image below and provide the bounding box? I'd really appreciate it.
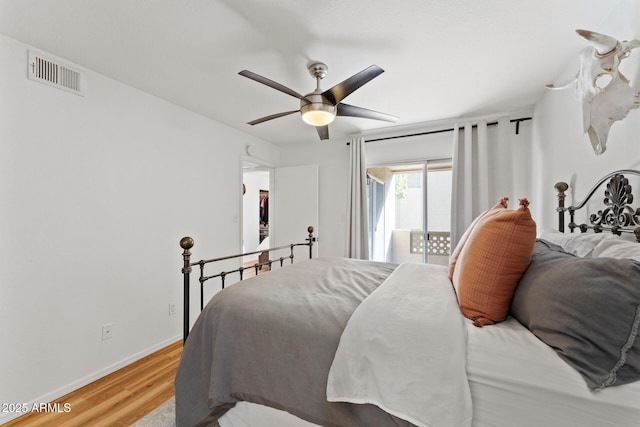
[348,116,532,145]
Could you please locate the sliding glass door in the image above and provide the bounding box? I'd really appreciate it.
[367,160,452,265]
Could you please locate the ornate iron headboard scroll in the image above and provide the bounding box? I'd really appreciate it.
[555,170,640,242]
[180,226,315,343]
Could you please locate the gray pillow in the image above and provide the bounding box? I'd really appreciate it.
[511,239,640,390]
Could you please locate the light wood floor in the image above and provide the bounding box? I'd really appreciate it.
[2,340,182,427]
[242,260,266,278]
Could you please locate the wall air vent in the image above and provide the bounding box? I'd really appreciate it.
[28,50,85,96]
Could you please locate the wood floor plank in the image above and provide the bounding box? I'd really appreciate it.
[2,341,182,426]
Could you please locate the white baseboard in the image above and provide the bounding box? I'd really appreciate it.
[0,334,182,425]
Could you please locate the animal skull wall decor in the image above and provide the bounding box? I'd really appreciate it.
[547,29,640,155]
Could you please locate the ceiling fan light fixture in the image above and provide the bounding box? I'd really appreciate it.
[240,63,394,139]
[300,103,336,126]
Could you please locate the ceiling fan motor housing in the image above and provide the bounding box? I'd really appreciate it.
[300,91,336,125]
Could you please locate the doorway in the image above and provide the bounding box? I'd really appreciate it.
[242,163,272,263]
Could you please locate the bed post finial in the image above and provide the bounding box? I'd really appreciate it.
[180,236,194,344]
[555,182,568,198]
[307,226,314,259]
[180,236,194,252]
[555,182,569,232]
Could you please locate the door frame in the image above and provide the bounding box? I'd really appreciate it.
[240,155,275,264]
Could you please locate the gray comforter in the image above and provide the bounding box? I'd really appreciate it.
[175,257,417,427]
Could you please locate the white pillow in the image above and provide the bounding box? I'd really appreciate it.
[537,230,617,257]
[591,237,640,262]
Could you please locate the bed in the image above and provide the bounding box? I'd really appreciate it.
[175,170,640,427]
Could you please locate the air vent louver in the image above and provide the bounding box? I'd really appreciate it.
[28,50,85,96]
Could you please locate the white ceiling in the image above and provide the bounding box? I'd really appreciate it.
[0,0,632,145]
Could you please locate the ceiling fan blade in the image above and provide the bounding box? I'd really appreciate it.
[239,70,305,100]
[336,103,398,122]
[322,65,385,105]
[316,125,329,140]
[247,110,299,126]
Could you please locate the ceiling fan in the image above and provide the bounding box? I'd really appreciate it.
[239,62,398,140]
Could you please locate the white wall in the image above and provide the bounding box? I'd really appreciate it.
[366,131,453,166]
[0,34,279,422]
[531,0,640,233]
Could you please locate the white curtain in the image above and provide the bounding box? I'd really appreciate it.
[450,117,519,248]
[345,137,370,259]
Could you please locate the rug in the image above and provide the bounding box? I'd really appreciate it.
[132,396,176,427]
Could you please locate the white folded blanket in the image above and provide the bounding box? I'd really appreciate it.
[326,262,472,427]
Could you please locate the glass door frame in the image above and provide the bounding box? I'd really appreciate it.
[367,157,451,264]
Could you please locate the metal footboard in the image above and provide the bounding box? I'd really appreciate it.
[180,226,315,342]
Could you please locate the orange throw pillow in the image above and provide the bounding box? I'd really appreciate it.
[452,198,536,327]
[448,197,509,280]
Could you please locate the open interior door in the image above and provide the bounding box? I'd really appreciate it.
[272,165,319,257]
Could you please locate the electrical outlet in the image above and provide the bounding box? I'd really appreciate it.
[169,304,176,316]
[102,323,113,341]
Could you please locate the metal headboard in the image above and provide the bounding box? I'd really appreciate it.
[555,169,640,242]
